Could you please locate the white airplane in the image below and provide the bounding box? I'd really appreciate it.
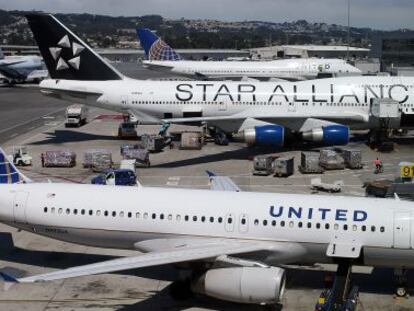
[27,14,414,149]
[137,28,362,81]
[0,48,45,83]
[0,146,413,306]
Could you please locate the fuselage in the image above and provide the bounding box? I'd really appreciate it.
[142,58,362,80]
[40,75,414,132]
[0,55,44,77]
[1,183,414,268]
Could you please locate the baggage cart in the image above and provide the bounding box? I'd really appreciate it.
[44,150,76,168]
[319,149,345,170]
[141,134,165,152]
[180,132,202,150]
[123,148,150,167]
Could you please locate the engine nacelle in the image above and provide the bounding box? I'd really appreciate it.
[191,267,286,304]
[302,125,349,146]
[243,125,284,147]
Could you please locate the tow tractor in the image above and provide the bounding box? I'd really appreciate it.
[11,146,32,166]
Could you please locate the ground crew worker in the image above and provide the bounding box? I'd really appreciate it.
[373,157,382,173]
[41,153,45,167]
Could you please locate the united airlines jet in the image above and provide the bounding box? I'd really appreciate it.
[137,28,362,81]
[0,147,413,306]
[27,14,414,149]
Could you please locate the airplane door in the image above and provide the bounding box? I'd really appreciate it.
[394,212,411,249]
[225,213,235,232]
[121,95,128,106]
[238,214,249,233]
[13,192,28,223]
[218,101,227,111]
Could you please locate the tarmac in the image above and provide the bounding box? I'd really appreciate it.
[0,63,414,310]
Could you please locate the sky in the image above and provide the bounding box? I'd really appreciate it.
[0,0,413,30]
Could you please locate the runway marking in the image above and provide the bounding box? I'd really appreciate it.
[0,107,65,134]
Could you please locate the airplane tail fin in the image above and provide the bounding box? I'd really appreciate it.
[0,147,32,184]
[26,14,123,81]
[137,28,182,61]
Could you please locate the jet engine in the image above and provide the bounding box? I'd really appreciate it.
[191,267,286,304]
[302,125,349,146]
[243,125,285,147]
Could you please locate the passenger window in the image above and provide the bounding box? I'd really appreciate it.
[371,226,376,232]
[128,212,132,218]
[193,216,198,222]
[152,213,156,219]
[343,224,348,231]
[144,213,148,219]
[160,214,164,220]
[254,219,259,226]
[89,210,93,216]
[168,214,173,221]
[201,216,206,222]
[104,210,108,216]
[176,215,181,221]
[96,210,101,216]
[334,224,339,230]
[120,211,124,217]
[352,225,357,231]
[66,208,70,215]
[241,218,246,225]
[185,215,189,221]
[44,207,48,213]
[271,220,276,226]
[298,222,303,228]
[289,221,294,228]
[112,211,117,217]
[316,223,321,229]
[58,208,63,214]
[209,216,214,223]
[218,217,223,223]
[263,220,268,226]
[280,221,285,227]
[380,226,385,233]
[51,207,55,213]
[81,209,85,215]
[362,225,366,232]
[325,224,330,230]
[74,209,78,215]
[307,222,312,228]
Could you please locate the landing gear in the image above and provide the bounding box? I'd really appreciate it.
[169,279,193,300]
[394,268,409,298]
[369,118,394,152]
[315,260,359,311]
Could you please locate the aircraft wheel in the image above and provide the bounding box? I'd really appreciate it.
[396,287,407,297]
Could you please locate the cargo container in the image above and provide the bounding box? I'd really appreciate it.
[253,155,275,176]
[339,148,362,169]
[44,150,76,168]
[141,134,165,152]
[319,149,345,170]
[180,132,203,150]
[273,157,294,177]
[299,151,324,174]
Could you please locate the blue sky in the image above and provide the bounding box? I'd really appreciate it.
[1,0,413,30]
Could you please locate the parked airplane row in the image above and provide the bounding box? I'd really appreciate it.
[0,48,48,84]
[27,14,414,151]
[137,28,362,81]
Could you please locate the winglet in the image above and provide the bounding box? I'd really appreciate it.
[394,193,401,201]
[206,170,216,177]
[0,271,19,283]
[136,28,182,61]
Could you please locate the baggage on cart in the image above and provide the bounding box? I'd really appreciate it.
[141,134,165,152]
[253,155,276,176]
[120,144,142,156]
[180,132,203,150]
[44,150,76,168]
[123,149,150,167]
[311,178,343,193]
[83,149,113,172]
[273,157,294,177]
[299,151,324,174]
[319,149,345,170]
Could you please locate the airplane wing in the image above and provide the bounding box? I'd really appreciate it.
[207,171,241,192]
[2,240,265,283]
[0,65,27,80]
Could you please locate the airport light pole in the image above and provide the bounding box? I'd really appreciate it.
[346,0,350,61]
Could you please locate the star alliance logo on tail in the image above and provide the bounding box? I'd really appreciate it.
[49,35,85,71]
